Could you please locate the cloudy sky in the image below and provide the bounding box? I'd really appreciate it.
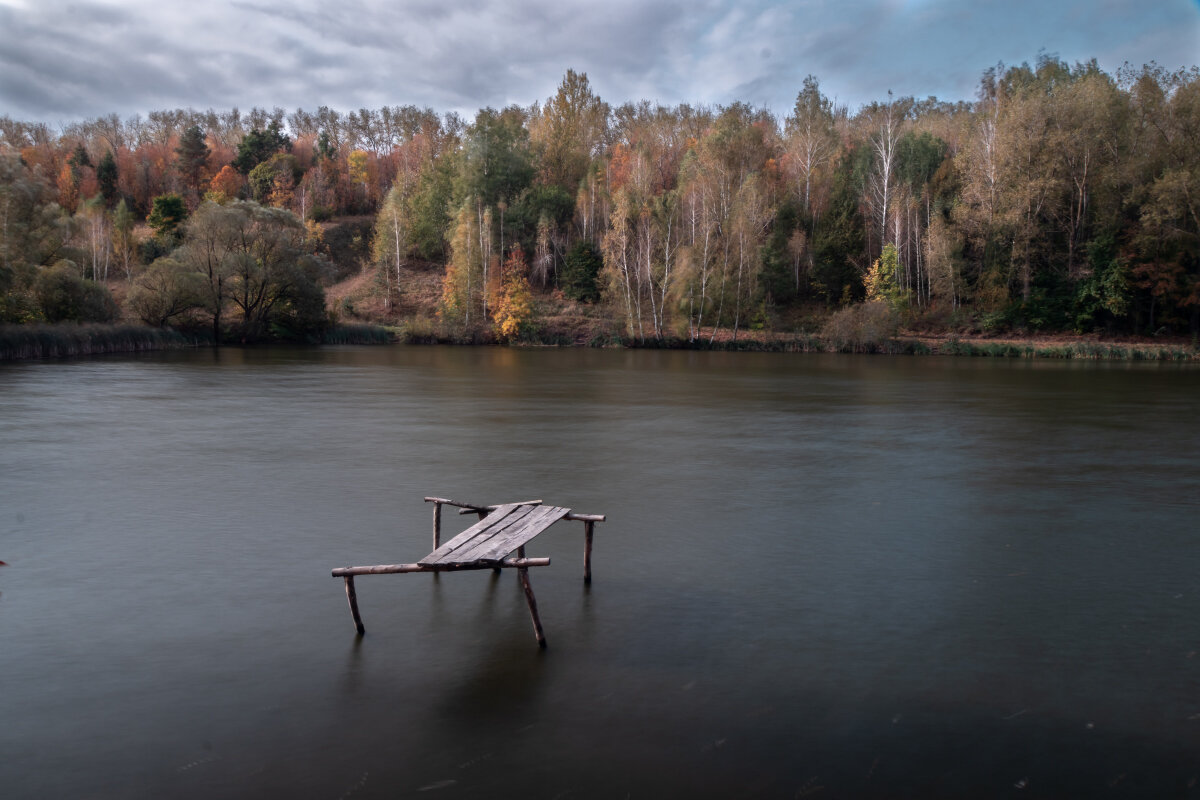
[1,0,1197,124]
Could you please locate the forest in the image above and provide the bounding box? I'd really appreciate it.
[1,56,1198,346]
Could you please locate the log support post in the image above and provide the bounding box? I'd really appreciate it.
[516,546,547,648]
[583,520,594,584]
[343,575,365,635]
[431,501,443,581]
[432,501,442,550]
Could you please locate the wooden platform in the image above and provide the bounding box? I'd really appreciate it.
[331,497,605,647]
[419,503,570,566]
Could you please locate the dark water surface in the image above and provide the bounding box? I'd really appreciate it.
[2,347,1199,798]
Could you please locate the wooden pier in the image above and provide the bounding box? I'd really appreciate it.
[331,497,605,647]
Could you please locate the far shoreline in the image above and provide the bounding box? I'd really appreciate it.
[3,322,1197,363]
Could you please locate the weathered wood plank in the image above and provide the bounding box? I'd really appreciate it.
[445,504,559,563]
[420,504,546,565]
[444,504,564,564]
[418,504,530,564]
[332,557,551,577]
[456,505,571,563]
[419,505,534,565]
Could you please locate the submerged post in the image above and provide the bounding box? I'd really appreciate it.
[432,501,442,549]
[516,546,547,648]
[343,576,365,635]
[583,520,594,583]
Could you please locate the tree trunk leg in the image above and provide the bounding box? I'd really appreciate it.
[432,502,442,550]
[344,576,365,635]
[432,503,443,581]
[517,546,546,647]
[583,520,594,584]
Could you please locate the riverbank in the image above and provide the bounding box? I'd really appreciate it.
[0,322,397,361]
[0,324,201,361]
[3,321,1197,362]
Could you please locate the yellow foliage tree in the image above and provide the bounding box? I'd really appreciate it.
[348,150,369,186]
[492,244,535,340]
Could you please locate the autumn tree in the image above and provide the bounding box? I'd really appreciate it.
[208,165,243,203]
[440,200,485,327]
[785,75,837,213]
[373,175,415,309]
[492,244,535,340]
[80,194,112,281]
[530,69,610,191]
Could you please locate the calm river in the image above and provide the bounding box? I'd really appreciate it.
[2,347,1199,798]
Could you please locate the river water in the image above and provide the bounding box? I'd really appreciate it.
[1,346,1198,798]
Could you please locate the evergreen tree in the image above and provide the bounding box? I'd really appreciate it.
[175,125,211,197]
[96,150,119,206]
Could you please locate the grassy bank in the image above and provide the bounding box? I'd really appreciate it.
[0,324,203,361]
[519,329,1199,361]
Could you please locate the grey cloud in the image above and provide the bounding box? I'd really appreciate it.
[1,0,1196,123]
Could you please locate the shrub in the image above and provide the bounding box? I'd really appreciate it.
[821,301,899,352]
[33,262,118,323]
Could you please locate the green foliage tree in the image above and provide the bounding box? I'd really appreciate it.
[247,153,299,205]
[759,199,800,304]
[408,153,456,261]
[96,150,119,207]
[147,194,187,241]
[457,107,534,207]
[561,240,602,302]
[67,143,92,180]
[812,153,866,304]
[172,200,327,343]
[232,122,291,175]
[175,124,210,198]
[1073,232,1131,331]
[864,243,907,307]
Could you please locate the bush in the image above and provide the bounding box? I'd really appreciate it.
[821,301,899,352]
[33,262,118,323]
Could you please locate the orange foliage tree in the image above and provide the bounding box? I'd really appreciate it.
[208,165,243,203]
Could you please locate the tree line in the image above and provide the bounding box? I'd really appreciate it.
[1,57,1198,342]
